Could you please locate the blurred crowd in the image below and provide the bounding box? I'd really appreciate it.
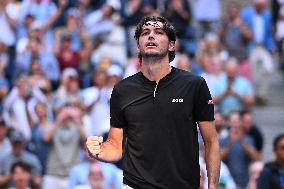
[0,0,284,189]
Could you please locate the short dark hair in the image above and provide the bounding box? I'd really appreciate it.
[273,133,284,151]
[10,161,31,174]
[134,16,177,62]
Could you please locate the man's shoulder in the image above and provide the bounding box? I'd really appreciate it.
[174,68,205,83]
[264,161,281,172]
[113,72,141,91]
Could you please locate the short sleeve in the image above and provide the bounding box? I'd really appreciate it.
[193,79,214,121]
[110,87,126,128]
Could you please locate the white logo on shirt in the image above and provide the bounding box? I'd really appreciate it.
[172,98,183,103]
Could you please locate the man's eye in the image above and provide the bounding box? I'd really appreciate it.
[156,31,164,35]
[141,32,149,36]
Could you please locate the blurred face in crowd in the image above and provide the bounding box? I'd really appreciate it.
[78,0,90,7]
[66,76,79,93]
[137,21,174,62]
[211,56,223,75]
[67,15,78,31]
[241,112,253,132]
[88,163,104,189]
[28,38,41,55]
[17,76,31,99]
[12,165,31,189]
[228,112,242,129]
[200,54,213,73]
[275,137,284,164]
[12,141,24,156]
[30,59,42,76]
[93,71,107,89]
[102,4,113,18]
[254,0,267,13]
[214,112,225,134]
[24,15,35,28]
[177,54,191,72]
[225,61,239,81]
[228,4,240,20]
[35,103,47,119]
[62,37,72,50]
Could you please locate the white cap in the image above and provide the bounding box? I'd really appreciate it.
[107,64,123,77]
[62,67,78,79]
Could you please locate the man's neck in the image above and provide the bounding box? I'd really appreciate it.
[141,57,171,83]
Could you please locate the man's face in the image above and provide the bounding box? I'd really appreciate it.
[137,21,174,61]
[275,138,284,163]
[12,166,31,188]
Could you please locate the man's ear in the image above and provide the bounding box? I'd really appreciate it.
[168,41,175,51]
[137,43,140,53]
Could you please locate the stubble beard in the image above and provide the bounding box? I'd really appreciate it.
[139,49,168,64]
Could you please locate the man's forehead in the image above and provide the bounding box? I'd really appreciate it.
[142,21,164,29]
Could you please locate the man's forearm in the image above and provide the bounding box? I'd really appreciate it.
[94,139,123,162]
[204,139,221,189]
[240,139,261,161]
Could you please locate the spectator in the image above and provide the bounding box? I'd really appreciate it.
[43,106,86,189]
[211,58,255,117]
[0,118,11,161]
[84,4,115,41]
[26,102,54,174]
[194,0,222,37]
[68,157,122,189]
[214,111,229,140]
[16,31,60,85]
[247,161,264,189]
[219,3,252,81]
[18,0,67,51]
[241,110,264,152]
[3,75,41,140]
[55,34,80,71]
[54,7,83,52]
[199,53,225,92]
[220,112,260,188]
[257,133,284,189]
[0,42,10,95]
[0,0,17,49]
[8,161,32,189]
[0,130,42,189]
[275,5,284,72]
[163,0,195,56]
[73,162,105,189]
[176,54,191,72]
[52,68,84,113]
[219,3,252,64]
[241,0,275,105]
[123,57,141,78]
[27,77,54,123]
[164,0,192,37]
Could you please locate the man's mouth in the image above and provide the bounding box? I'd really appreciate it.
[146,42,157,47]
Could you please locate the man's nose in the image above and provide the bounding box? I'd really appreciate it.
[148,31,155,39]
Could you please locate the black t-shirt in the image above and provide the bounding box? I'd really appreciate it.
[110,67,214,189]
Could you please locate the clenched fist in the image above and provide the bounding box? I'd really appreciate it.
[86,136,104,158]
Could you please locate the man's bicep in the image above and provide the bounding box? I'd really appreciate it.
[110,87,126,128]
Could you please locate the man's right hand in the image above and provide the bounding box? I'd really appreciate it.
[86,136,104,158]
